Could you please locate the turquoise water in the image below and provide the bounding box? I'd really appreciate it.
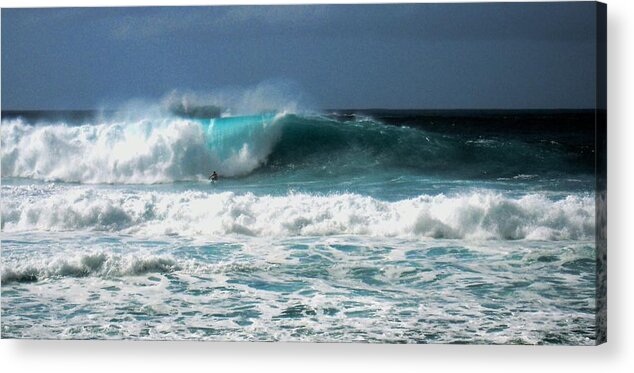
[1,111,598,343]
[1,231,596,343]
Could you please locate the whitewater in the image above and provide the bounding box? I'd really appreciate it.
[1,109,599,344]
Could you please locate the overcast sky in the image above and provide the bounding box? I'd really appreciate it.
[1,3,599,110]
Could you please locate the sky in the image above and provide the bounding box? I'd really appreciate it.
[1,2,600,110]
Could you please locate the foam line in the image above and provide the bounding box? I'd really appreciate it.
[1,185,595,241]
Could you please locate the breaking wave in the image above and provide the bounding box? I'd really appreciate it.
[1,108,585,184]
[1,252,180,285]
[1,185,595,241]
[0,113,286,183]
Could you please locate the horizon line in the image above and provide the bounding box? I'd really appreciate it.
[1,107,602,112]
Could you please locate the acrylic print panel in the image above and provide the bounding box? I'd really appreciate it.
[0,2,607,345]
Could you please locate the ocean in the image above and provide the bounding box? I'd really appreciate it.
[1,108,600,344]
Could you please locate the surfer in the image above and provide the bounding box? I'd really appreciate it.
[208,171,219,182]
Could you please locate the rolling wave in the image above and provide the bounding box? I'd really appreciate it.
[1,115,276,183]
[1,111,587,184]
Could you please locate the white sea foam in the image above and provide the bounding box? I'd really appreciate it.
[1,185,595,240]
[1,115,282,183]
[1,235,596,343]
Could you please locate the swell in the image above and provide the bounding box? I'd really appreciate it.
[1,112,592,184]
[265,114,593,179]
[1,185,595,241]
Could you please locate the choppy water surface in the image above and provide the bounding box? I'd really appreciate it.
[1,110,598,343]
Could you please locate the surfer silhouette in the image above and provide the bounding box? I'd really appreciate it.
[209,171,218,182]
